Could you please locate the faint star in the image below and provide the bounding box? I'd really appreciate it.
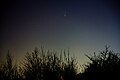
[64,13,67,17]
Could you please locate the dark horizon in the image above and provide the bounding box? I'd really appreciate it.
[0,46,120,80]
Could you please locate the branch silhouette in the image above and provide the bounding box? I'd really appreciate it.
[0,46,120,80]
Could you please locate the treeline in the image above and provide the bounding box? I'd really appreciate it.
[0,46,120,80]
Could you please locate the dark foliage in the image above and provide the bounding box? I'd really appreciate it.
[78,46,120,80]
[0,46,120,80]
[0,51,22,80]
[23,48,78,80]
[0,48,78,80]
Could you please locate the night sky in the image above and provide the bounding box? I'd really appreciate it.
[0,0,120,64]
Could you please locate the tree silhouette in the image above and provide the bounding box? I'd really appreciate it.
[0,51,21,80]
[0,46,120,80]
[78,46,120,80]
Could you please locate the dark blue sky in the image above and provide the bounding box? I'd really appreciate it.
[0,0,120,64]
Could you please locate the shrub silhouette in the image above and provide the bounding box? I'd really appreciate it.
[0,51,21,80]
[78,46,120,80]
[23,48,78,80]
[0,46,120,80]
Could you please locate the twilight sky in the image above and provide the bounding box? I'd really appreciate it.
[0,0,120,64]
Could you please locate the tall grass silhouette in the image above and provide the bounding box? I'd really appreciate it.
[0,48,78,80]
[23,48,78,80]
[0,46,120,80]
[0,51,21,80]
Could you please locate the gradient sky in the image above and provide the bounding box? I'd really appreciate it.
[0,0,120,64]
